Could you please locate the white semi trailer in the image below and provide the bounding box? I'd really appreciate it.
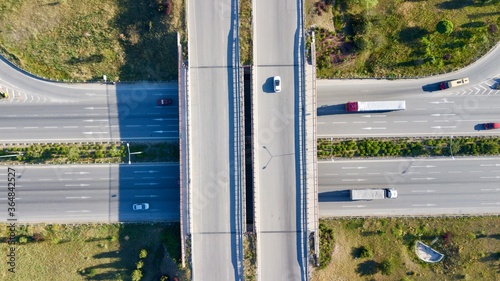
[350,188,398,200]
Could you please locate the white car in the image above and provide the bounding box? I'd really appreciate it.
[273,76,281,92]
[132,203,149,211]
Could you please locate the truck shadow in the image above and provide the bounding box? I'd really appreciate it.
[474,124,486,131]
[318,190,352,202]
[317,104,347,116]
[422,82,443,92]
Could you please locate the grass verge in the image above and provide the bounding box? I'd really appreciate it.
[0,223,189,281]
[0,0,185,81]
[240,0,253,66]
[0,142,179,165]
[306,0,500,78]
[318,136,500,159]
[313,216,500,281]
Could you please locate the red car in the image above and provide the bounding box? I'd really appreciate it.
[483,123,500,130]
[157,98,173,106]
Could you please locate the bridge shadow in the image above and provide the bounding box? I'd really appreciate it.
[319,190,352,202]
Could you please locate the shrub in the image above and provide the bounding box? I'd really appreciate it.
[437,19,454,34]
[359,245,373,258]
[18,236,28,244]
[378,258,395,275]
[66,146,80,162]
[319,222,335,268]
[136,260,144,269]
[488,24,498,34]
[139,249,148,259]
[87,268,97,277]
[131,269,143,281]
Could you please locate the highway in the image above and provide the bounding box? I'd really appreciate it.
[0,164,180,223]
[253,0,308,280]
[319,157,500,217]
[187,0,245,280]
[317,43,500,138]
[0,56,179,142]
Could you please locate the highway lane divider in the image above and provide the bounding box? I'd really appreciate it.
[0,142,179,165]
[318,136,500,159]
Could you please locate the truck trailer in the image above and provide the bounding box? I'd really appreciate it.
[346,101,406,112]
[350,188,398,200]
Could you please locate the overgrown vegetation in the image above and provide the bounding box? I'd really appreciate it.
[318,222,334,269]
[243,233,257,281]
[313,217,500,280]
[239,0,253,65]
[0,142,179,164]
[306,0,500,78]
[0,223,189,281]
[317,136,500,159]
[0,0,186,81]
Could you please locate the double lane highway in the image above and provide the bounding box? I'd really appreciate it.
[0,164,180,223]
[319,157,500,216]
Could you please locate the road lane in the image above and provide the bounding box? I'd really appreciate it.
[0,164,180,223]
[319,158,500,216]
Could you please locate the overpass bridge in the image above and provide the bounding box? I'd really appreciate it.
[179,0,318,280]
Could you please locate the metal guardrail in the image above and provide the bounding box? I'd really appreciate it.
[296,0,309,279]
[311,30,320,267]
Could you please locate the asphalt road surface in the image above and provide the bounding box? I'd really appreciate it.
[0,57,179,143]
[319,157,500,217]
[187,0,244,280]
[253,0,308,280]
[317,43,500,138]
[0,164,179,223]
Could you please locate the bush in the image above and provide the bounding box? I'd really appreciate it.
[131,269,143,281]
[378,258,395,275]
[139,249,148,259]
[437,19,454,34]
[488,24,498,34]
[359,245,373,258]
[319,222,334,268]
[136,260,144,269]
[18,236,28,244]
[87,268,97,278]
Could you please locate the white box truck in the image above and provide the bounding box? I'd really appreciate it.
[350,188,398,200]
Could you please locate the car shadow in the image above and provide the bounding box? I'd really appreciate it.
[422,82,443,92]
[262,77,275,93]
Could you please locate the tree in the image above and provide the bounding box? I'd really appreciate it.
[139,249,148,259]
[436,19,454,34]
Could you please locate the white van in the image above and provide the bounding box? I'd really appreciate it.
[440,77,469,90]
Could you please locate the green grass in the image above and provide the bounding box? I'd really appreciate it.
[306,0,500,78]
[317,136,500,159]
[313,216,500,281]
[0,0,185,82]
[240,0,253,66]
[0,223,189,281]
[0,142,179,164]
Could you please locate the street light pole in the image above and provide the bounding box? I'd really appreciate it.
[126,143,142,165]
[126,143,131,164]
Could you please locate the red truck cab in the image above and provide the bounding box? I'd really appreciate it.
[484,123,500,130]
[346,102,358,112]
